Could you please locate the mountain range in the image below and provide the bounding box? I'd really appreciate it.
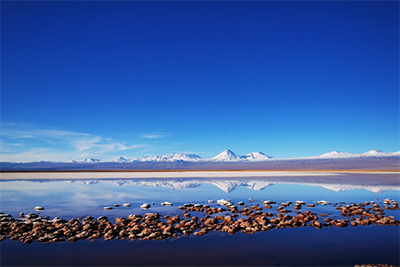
[71,149,399,163]
[319,149,400,158]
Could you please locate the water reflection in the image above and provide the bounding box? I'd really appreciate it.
[3,177,399,193]
[1,175,399,220]
[1,175,399,267]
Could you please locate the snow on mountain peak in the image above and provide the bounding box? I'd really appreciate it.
[361,149,394,157]
[161,153,201,161]
[318,149,399,158]
[134,153,201,162]
[243,152,273,161]
[210,150,274,161]
[81,158,101,163]
[319,151,357,158]
[362,149,385,156]
[114,156,129,162]
[211,149,242,161]
[135,155,162,162]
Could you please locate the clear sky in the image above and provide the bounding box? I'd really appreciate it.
[1,1,399,162]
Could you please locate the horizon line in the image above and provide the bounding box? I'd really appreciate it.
[1,169,399,174]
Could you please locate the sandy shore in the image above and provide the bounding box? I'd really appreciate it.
[0,170,398,180]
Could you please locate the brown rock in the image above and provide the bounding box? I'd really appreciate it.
[204,218,218,227]
[314,221,322,229]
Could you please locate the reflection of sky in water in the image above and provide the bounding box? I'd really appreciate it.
[1,178,399,220]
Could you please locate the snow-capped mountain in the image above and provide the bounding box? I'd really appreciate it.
[319,151,358,158]
[135,155,163,162]
[242,152,273,161]
[211,150,273,162]
[113,156,129,163]
[361,149,390,157]
[71,149,400,163]
[160,153,202,162]
[211,149,243,161]
[134,153,201,162]
[318,149,400,158]
[80,158,101,163]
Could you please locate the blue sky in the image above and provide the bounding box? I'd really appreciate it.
[1,1,399,162]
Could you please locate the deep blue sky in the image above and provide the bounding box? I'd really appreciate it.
[1,1,399,162]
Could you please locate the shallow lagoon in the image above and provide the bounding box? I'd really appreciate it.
[1,175,399,266]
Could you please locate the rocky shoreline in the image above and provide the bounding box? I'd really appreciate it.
[1,198,399,244]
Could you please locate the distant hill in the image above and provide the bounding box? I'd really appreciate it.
[1,156,399,171]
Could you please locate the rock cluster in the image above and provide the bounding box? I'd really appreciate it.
[335,200,399,227]
[0,199,398,244]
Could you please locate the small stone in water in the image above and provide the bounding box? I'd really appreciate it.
[114,204,120,207]
[217,199,231,205]
[103,207,113,210]
[314,200,329,205]
[141,203,151,209]
[262,200,275,204]
[34,206,44,211]
[123,203,131,207]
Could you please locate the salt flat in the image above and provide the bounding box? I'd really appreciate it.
[1,170,398,180]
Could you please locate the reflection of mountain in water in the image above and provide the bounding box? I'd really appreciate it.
[133,179,201,190]
[13,178,400,193]
[319,184,396,194]
[82,180,99,185]
[111,179,272,193]
[207,180,271,193]
[126,179,399,194]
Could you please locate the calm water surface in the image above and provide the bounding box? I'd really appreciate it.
[1,177,399,266]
